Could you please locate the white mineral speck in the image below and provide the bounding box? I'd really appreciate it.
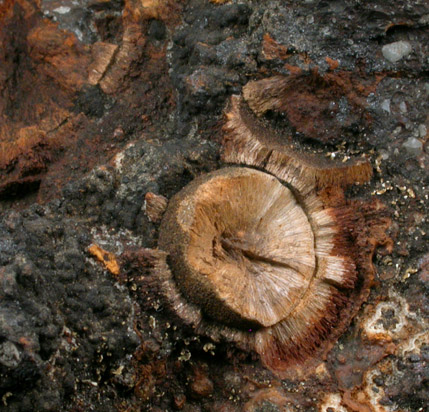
[419,14,429,25]
[53,6,71,14]
[382,41,412,63]
[381,99,391,113]
[402,137,423,156]
[399,101,407,113]
[74,28,84,42]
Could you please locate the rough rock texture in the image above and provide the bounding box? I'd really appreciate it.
[0,0,428,411]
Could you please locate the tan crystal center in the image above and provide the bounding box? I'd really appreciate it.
[179,168,316,328]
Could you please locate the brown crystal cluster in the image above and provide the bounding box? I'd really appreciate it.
[154,77,389,378]
[240,70,378,144]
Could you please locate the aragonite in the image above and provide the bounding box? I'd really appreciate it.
[153,79,389,379]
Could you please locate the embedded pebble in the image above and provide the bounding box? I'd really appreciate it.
[380,150,389,160]
[382,41,412,63]
[418,124,427,138]
[402,137,423,156]
[0,341,21,368]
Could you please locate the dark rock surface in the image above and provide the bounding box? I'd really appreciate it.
[0,0,428,411]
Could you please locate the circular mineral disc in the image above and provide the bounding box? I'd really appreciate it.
[158,167,316,328]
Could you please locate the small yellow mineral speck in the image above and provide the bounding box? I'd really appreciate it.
[407,188,416,198]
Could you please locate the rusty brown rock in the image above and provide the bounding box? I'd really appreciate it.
[173,393,187,410]
[27,19,91,91]
[189,366,214,399]
[0,127,52,198]
[261,33,290,61]
[0,0,179,205]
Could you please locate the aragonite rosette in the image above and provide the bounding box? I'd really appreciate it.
[154,77,390,378]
